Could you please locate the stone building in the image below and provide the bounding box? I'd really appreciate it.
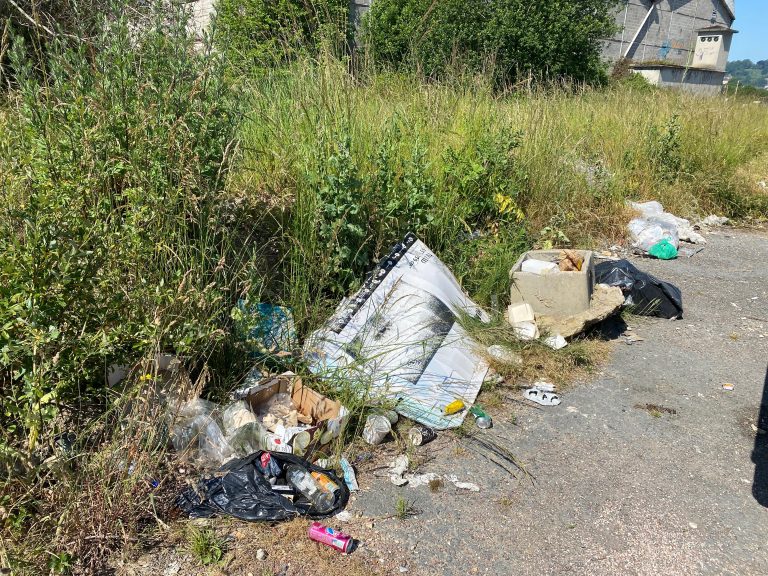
[602,0,736,94]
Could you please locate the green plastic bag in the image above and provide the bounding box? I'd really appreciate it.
[648,238,678,260]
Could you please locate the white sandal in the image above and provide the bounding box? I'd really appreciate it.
[524,387,561,406]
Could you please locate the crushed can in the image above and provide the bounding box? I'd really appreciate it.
[408,425,437,446]
[308,522,352,553]
[469,405,492,429]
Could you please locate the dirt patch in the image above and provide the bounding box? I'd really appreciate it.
[633,403,677,417]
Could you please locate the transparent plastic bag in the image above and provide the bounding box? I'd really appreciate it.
[221,400,258,435]
[170,398,234,467]
[227,421,269,457]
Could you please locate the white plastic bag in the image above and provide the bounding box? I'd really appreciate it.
[628,217,679,252]
[221,400,258,435]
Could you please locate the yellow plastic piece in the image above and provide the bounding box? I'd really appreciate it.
[444,399,465,415]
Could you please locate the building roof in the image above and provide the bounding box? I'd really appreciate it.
[697,24,738,34]
[720,0,735,21]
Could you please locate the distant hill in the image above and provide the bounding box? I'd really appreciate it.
[726,59,768,88]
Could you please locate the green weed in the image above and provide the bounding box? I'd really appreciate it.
[186,526,226,566]
[393,496,418,520]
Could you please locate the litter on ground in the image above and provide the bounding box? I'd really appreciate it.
[524,382,561,406]
[305,233,489,430]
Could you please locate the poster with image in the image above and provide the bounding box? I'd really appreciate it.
[306,234,489,429]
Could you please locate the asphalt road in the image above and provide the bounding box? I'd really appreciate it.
[352,227,768,576]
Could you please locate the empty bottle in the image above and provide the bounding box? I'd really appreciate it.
[285,465,335,513]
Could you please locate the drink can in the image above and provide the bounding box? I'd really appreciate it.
[308,522,352,553]
[362,414,391,445]
[408,425,437,446]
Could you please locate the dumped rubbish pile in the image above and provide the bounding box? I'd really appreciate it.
[177,451,350,521]
[507,249,624,345]
[627,200,729,260]
[170,371,348,467]
[628,200,705,259]
[170,233,500,546]
[504,240,683,344]
[165,224,689,555]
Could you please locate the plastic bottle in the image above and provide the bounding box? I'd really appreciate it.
[311,471,340,494]
[285,465,335,513]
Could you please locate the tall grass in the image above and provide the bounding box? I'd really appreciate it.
[1,10,767,573]
[234,61,768,329]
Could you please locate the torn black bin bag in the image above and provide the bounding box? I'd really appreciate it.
[595,259,683,319]
[176,451,349,522]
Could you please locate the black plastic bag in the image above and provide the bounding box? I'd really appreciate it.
[595,260,683,319]
[176,451,349,521]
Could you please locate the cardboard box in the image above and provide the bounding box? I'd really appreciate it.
[509,250,595,318]
[240,371,348,454]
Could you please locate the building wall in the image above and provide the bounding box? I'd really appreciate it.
[350,0,371,32]
[602,0,734,70]
[187,0,216,40]
[633,66,725,94]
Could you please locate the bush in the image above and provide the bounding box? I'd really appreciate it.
[215,0,349,70]
[0,4,267,571]
[363,0,620,84]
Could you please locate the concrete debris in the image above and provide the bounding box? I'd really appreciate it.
[537,284,625,339]
[700,215,730,227]
[486,345,523,366]
[513,321,539,340]
[388,456,480,491]
[510,250,595,317]
[507,302,535,325]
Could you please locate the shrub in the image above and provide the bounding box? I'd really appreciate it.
[363,0,620,84]
[215,0,350,70]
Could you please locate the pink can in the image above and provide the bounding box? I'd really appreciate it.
[307,521,353,553]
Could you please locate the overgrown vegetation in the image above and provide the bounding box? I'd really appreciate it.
[1,1,768,573]
[726,59,768,89]
[215,0,349,70]
[363,0,621,84]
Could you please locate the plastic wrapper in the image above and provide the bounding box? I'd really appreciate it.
[221,400,258,435]
[227,421,269,457]
[595,259,683,319]
[172,413,234,467]
[628,216,679,252]
[176,451,349,522]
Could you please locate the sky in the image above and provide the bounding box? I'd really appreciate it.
[728,0,767,61]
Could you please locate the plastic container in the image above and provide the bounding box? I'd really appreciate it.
[444,399,465,415]
[227,421,270,457]
[308,522,352,553]
[520,259,559,275]
[286,464,335,513]
[311,471,340,494]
